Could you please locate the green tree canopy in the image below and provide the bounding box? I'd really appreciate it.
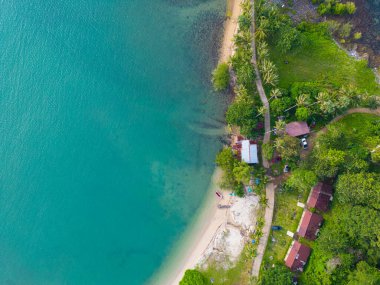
[259,264,293,285]
[336,172,380,210]
[226,86,257,137]
[317,205,380,265]
[233,161,252,184]
[179,269,209,285]
[275,135,300,161]
[270,97,293,117]
[277,24,300,54]
[286,169,318,194]
[211,62,230,91]
[262,142,274,160]
[215,147,238,188]
[312,148,346,179]
[295,106,309,121]
[347,261,380,285]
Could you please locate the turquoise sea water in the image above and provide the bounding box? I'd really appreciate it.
[0,1,226,284]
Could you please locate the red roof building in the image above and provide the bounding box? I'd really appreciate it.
[284,240,311,272]
[307,182,333,212]
[297,210,323,240]
[285,121,310,137]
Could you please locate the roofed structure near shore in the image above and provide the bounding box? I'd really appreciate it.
[285,240,311,272]
[286,121,310,137]
[297,210,323,240]
[307,182,333,212]
[241,140,258,164]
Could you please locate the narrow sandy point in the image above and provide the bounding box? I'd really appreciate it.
[219,0,242,63]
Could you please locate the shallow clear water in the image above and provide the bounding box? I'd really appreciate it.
[0,1,226,284]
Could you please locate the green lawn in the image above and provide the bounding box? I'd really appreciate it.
[200,246,254,285]
[270,30,380,95]
[331,113,380,149]
[262,188,308,268]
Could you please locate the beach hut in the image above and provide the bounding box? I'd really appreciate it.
[297,210,323,240]
[285,121,310,137]
[284,240,311,272]
[241,140,258,164]
[307,182,333,212]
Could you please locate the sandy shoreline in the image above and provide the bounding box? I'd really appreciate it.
[220,0,242,63]
[151,1,243,284]
[150,169,226,285]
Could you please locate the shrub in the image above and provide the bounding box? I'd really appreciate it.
[262,142,274,160]
[180,269,209,285]
[212,62,230,91]
[353,32,362,40]
[345,2,356,14]
[334,3,346,15]
[295,106,309,121]
[339,22,352,38]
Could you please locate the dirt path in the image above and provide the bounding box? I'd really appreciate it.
[251,183,275,277]
[250,0,270,169]
[250,0,275,278]
[325,107,380,126]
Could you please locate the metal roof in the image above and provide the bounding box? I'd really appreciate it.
[241,140,258,164]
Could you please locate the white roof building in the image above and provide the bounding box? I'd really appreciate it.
[241,140,258,164]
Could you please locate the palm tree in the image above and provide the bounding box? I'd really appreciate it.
[274,137,285,151]
[296,93,310,107]
[274,120,286,136]
[316,91,329,107]
[240,0,251,13]
[269,88,282,100]
[257,41,269,59]
[234,31,252,48]
[263,70,278,86]
[336,95,351,110]
[255,28,266,41]
[259,59,275,74]
[234,85,248,100]
[259,17,269,31]
[256,106,267,118]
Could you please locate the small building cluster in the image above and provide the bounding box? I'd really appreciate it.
[232,138,258,164]
[285,182,334,273]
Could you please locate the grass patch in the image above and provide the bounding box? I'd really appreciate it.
[331,113,380,149]
[200,246,253,285]
[270,29,380,95]
[262,188,307,268]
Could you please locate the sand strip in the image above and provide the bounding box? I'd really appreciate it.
[220,0,242,63]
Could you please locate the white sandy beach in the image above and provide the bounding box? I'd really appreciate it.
[154,168,259,285]
[220,0,242,63]
[151,1,244,284]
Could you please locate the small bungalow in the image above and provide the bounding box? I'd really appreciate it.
[307,182,333,212]
[297,210,323,240]
[284,240,311,272]
[285,121,310,137]
[241,140,258,164]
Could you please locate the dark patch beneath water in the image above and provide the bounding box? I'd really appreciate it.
[184,11,225,84]
[347,0,380,67]
[163,0,210,7]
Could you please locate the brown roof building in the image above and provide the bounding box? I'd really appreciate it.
[297,210,323,240]
[284,240,311,272]
[285,121,310,137]
[307,182,333,212]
